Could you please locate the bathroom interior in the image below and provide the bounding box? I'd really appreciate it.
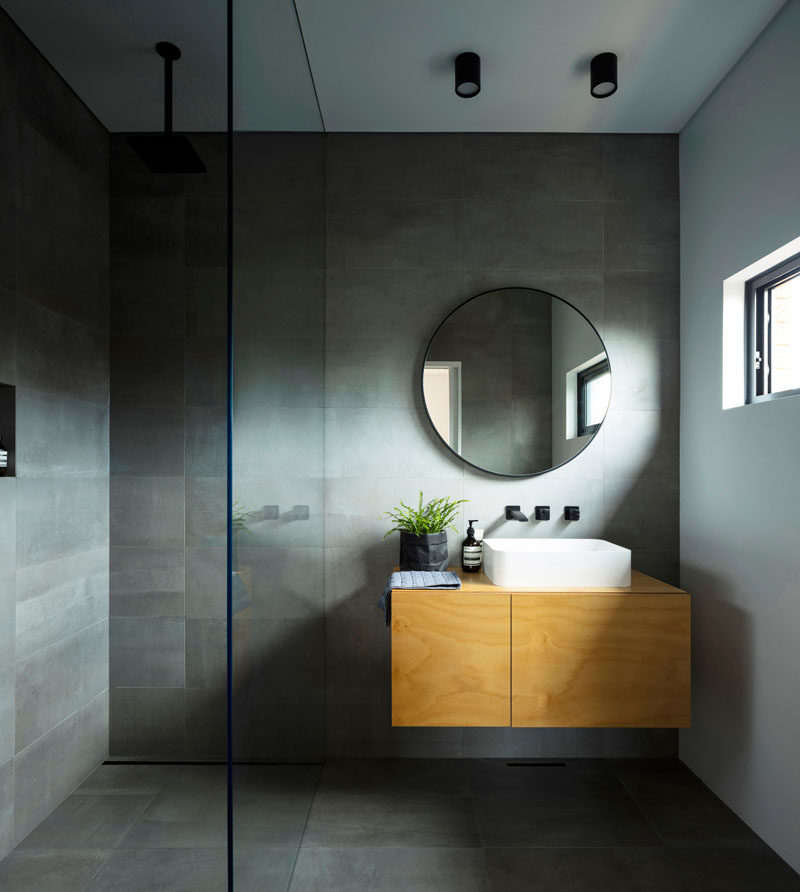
[0,0,799,889]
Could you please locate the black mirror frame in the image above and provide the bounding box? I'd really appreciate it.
[420,286,612,478]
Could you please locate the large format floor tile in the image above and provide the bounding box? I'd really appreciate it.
[470,761,661,848]
[609,758,767,848]
[118,766,226,849]
[630,793,767,848]
[234,847,303,892]
[233,765,321,849]
[674,847,800,892]
[0,758,798,891]
[473,788,663,848]
[485,847,690,892]
[84,847,227,892]
[0,850,110,892]
[74,763,173,796]
[301,758,480,848]
[318,758,470,797]
[302,791,481,848]
[608,758,709,799]
[289,846,491,892]
[17,794,153,851]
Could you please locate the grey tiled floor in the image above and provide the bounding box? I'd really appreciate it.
[1,759,799,891]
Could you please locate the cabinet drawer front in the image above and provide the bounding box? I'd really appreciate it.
[392,591,510,726]
[512,593,690,728]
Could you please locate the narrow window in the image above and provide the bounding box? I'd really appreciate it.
[577,359,610,436]
[746,253,800,403]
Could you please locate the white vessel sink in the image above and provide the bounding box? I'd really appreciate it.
[482,538,631,588]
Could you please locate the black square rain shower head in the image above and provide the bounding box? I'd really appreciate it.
[126,133,206,174]
[127,41,206,174]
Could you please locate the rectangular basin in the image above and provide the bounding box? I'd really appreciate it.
[483,538,631,588]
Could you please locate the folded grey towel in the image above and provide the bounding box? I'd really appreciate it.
[378,570,461,626]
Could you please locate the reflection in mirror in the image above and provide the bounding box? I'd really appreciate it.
[421,362,461,452]
[423,288,610,477]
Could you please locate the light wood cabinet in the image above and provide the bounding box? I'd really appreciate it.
[391,591,511,726]
[511,592,690,727]
[390,570,690,728]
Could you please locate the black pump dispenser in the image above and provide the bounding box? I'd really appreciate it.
[462,519,482,574]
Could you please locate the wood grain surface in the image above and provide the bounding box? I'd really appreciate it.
[511,593,691,727]
[391,591,511,726]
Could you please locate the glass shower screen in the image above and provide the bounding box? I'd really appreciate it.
[229,1,325,887]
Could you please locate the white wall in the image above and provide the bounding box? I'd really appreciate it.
[680,0,800,873]
[550,297,605,466]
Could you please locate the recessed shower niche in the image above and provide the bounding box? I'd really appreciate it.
[0,384,15,477]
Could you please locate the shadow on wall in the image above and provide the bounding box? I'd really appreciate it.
[681,563,754,789]
[231,609,325,762]
[326,537,465,758]
[179,543,325,763]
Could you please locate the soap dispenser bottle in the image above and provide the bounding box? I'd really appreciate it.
[462,519,482,574]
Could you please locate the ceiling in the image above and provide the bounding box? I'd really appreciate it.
[1,0,786,133]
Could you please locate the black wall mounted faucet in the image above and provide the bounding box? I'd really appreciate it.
[564,506,580,521]
[505,505,529,522]
[534,506,550,521]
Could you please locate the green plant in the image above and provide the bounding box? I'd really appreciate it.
[232,499,260,537]
[382,491,468,538]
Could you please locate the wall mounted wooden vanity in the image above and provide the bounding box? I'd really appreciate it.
[390,569,690,728]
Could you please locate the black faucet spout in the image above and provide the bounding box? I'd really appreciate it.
[505,505,529,522]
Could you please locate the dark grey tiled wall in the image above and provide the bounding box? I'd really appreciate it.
[109,130,677,763]
[231,133,326,762]
[0,9,110,856]
[108,134,228,759]
[324,132,679,758]
[109,132,326,761]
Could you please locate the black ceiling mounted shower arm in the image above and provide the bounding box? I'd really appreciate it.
[156,41,182,135]
[126,41,206,174]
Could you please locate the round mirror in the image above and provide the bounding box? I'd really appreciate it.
[422,287,610,477]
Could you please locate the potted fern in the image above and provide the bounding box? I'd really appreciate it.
[383,492,467,572]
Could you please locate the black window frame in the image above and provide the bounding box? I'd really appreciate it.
[745,252,800,404]
[577,358,610,437]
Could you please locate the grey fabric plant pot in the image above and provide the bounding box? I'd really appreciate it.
[398,531,449,572]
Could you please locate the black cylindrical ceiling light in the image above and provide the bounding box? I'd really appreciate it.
[455,52,481,98]
[590,52,618,98]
